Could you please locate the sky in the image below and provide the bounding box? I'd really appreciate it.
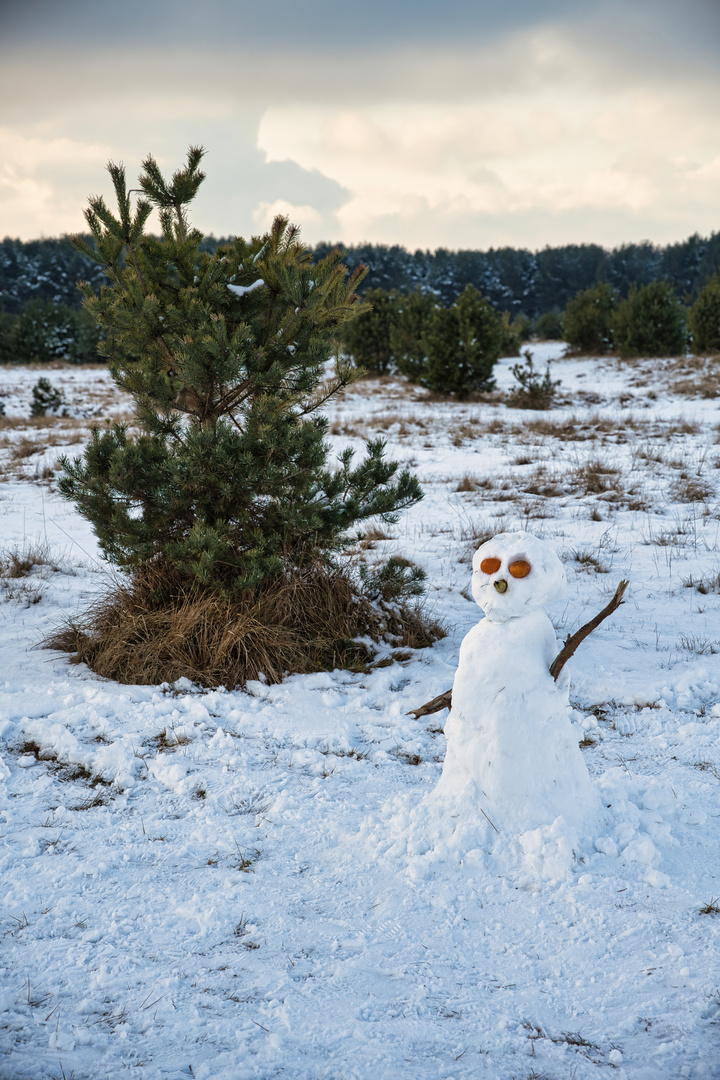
[2,0,720,251]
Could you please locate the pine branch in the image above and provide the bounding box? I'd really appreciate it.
[407,580,629,720]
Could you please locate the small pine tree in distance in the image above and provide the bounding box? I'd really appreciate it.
[31,377,64,417]
[689,274,720,354]
[563,282,618,353]
[341,287,400,374]
[505,349,561,410]
[60,148,423,598]
[422,285,502,397]
[613,280,687,358]
[391,289,436,382]
[534,309,564,341]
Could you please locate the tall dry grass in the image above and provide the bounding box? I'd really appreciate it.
[45,562,442,689]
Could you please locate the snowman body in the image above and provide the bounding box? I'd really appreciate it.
[436,532,598,834]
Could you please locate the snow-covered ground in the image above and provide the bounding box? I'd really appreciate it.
[1,344,720,1079]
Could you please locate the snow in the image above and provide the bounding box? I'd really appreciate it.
[1,347,720,1078]
[227,280,264,298]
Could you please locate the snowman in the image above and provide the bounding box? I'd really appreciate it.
[434,531,599,836]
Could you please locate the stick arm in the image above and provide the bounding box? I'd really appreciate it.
[407,579,629,720]
[548,578,628,682]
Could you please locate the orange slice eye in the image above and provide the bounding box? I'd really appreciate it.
[480,557,501,574]
[509,559,531,578]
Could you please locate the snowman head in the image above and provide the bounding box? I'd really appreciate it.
[471,531,566,621]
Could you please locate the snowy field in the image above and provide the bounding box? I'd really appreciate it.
[1,343,720,1080]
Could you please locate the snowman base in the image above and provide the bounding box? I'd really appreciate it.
[375,785,598,886]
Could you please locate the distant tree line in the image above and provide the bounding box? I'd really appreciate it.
[313,233,720,315]
[2,230,720,364]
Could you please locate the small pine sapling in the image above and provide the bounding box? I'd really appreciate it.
[506,350,561,409]
[30,378,64,417]
[51,148,433,686]
[61,148,422,597]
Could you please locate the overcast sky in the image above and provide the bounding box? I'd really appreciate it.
[2,0,720,250]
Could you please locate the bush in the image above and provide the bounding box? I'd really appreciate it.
[499,312,532,355]
[391,290,436,382]
[534,309,564,340]
[360,555,426,602]
[498,312,521,357]
[341,287,399,374]
[505,350,561,409]
[689,275,720,354]
[614,280,687,358]
[0,300,102,363]
[421,285,503,397]
[30,377,64,416]
[60,148,423,599]
[563,283,618,352]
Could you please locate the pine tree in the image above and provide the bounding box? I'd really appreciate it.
[689,275,720,354]
[613,280,687,358]
[422,285,502,397]
[563,283,618,353]
[391,290,435,382]
[60,148,422,598]
[341,287,400,373]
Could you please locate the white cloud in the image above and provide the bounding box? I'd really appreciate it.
[252,199,323,231]
[256,28,720,246]
[1,14,720,247]
[0,130,114,236]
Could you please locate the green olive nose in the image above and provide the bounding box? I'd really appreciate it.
[494,579,508,594]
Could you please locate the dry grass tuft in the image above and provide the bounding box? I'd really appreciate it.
[43,562,443,689]
[571,458,623,496]
[570,548,610,574]
[670,475,713,503]
[682,573,720,595]
[0,543,61,605]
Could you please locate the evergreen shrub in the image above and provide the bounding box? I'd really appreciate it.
[391,290,435,382]
[52,148,436,686]
[689,275,720,354]
[341,287,399,374]
[563,283,618,353]
[31,377,64,416]
[614,280,687,358]
[505,350,561,410]
[534,309,564,340]
[0,301,101,363]
[421,285,503,397]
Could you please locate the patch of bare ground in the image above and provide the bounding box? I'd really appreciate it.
[409,388,504,406]
[508,413,643,444]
